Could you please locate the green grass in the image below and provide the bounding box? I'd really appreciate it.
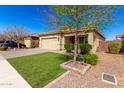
[8,52,71,88]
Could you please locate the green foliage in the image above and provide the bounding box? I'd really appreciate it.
[0,46,7,51]
[76,55,84,62]
[80,43,92,54]
[84,54,98,65]
[64,43,74,52]
[31,41,36,48]
[108,41,121,54]
[52,6,121,30]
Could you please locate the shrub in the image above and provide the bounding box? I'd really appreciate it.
[84,54,98,65]
[80,43,92,54]
[64,43,74,52]
[0,46,7,51]
[76,55,84,62]
[31,41,36,48]
[108,41,121,54]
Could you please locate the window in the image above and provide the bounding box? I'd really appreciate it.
[6,41,10,43]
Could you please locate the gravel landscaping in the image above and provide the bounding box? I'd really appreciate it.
[46,52,124,88]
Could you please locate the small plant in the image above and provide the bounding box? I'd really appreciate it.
[76,55,84,62]
[31,41,36,48]
[64,43,74,52]
[0,45,7,51]
[80,43,92,54]
[84,54,98,65]
[108,41,121,54]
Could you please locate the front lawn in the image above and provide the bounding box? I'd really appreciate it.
[8,52,71,88]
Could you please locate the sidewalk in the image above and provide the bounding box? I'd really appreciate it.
[0,54,31,88]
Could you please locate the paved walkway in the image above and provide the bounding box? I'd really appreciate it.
[0,54,31,88]
[45,52,124,88]
[0,48,49,59]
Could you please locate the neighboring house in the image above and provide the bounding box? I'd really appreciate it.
[39,27,105,53]
[116,34,124,40]
[24,34,40,48]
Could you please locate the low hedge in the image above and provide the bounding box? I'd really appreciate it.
[64,43,74,52]
[84,54,98,65]
[108,41,121,54]
[80,43,92,54]
[31,42,36,48]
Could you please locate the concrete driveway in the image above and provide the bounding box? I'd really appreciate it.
[0,48,49,59]
[0,54,31,88]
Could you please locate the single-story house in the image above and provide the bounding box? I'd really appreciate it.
[39,27,105,53]
[24,34,40,48]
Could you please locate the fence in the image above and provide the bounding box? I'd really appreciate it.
[97,40,109,53]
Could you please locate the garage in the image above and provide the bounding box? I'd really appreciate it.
[41,37,59,50]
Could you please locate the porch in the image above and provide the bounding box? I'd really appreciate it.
[64,35,88,44]
[60,35,88,52]
[60,32,96,53]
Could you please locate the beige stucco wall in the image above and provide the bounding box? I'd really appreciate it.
[64,32,85,37]
[88,32,94,46]
[24,39,31,48]
[88,31,105,53]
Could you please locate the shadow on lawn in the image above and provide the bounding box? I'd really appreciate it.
[57,54,72,61]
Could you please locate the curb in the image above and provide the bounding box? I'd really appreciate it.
[44,71,70,88]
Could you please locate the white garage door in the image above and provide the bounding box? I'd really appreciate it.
[41,37,58,50]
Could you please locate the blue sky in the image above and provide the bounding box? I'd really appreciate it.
[0,5,124,40]
[0,5,53,34]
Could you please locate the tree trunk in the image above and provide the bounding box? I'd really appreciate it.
[17,41,20,48]
[74,31,78,61]
[74,6,79,61]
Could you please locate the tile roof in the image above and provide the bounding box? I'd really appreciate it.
[40,26,105,39]
[116,34,124,38]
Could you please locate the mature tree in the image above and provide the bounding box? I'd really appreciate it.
[0,33,6,40]
[5,25,30,48]
[39,5,121,61]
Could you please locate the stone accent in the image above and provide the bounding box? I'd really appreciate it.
[60,60,91,75]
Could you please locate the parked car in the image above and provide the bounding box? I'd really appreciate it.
[0,40,26,48]
[18,43,26,48]
[0,41,5,46]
